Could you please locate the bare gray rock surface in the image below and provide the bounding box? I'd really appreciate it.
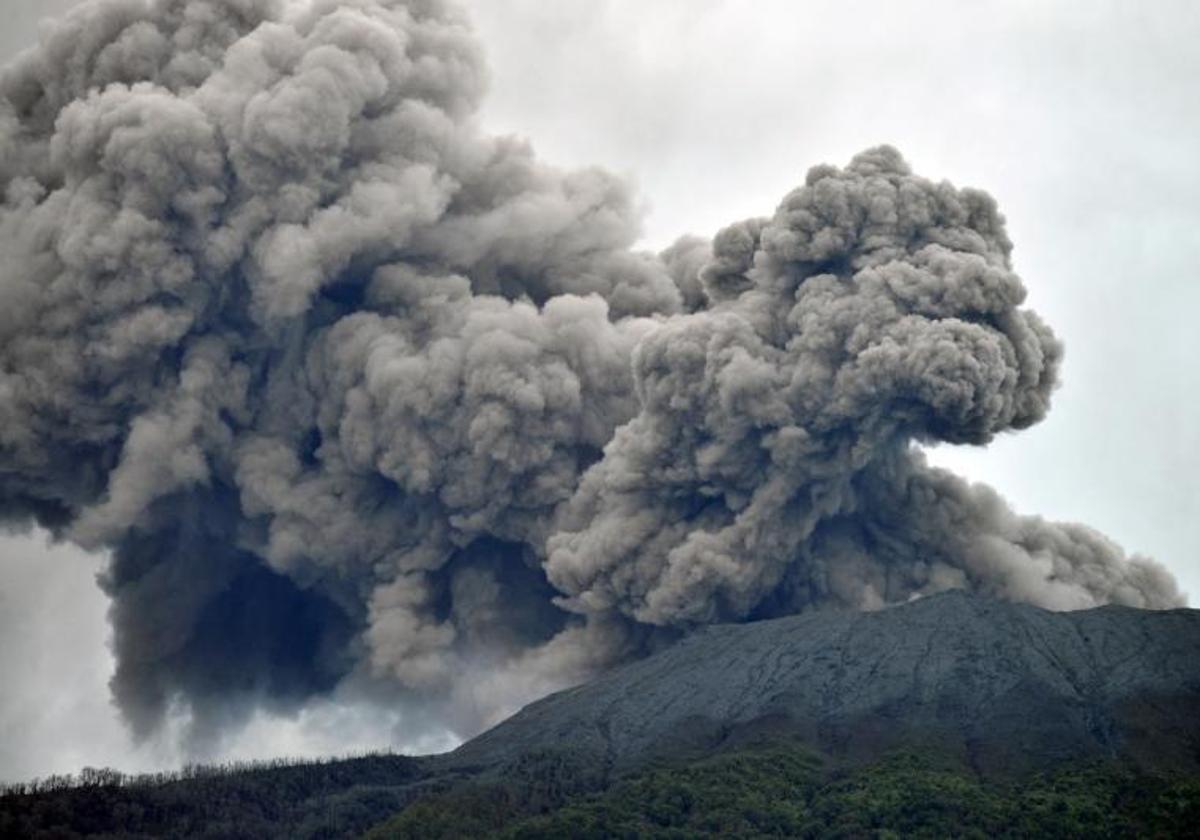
[449,591,1200,776]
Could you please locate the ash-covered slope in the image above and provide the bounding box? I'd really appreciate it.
[450,591,1200,776]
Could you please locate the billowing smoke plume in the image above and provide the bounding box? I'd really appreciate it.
[0,0,1182,744]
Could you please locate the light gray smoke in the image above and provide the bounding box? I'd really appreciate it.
[0,0,1182,744]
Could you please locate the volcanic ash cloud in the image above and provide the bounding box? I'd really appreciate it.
[0,0,1182,742]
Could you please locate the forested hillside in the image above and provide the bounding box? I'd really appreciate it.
[5,741,1199,839]
[0,754,424,839]
[369,741,1200,838]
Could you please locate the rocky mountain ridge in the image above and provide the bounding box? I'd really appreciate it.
[449,590,1200,776]
[7,590,1199,837]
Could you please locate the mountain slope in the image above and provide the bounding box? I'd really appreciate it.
[450,590,1200,776]
[5,591,1199,838]
[372,743,1200,839]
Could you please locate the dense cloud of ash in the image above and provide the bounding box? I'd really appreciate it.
[0,0,1183,746]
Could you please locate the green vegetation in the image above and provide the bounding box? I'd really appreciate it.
[0,753,423,839]
[368,745,1200,839]
[4,743,1198,838]
[362,749,609,839]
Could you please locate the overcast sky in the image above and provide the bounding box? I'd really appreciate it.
[1,0,1197,782]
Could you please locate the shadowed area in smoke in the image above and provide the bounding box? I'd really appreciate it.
[0,0,1182,753]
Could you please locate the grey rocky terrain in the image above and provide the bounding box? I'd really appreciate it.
[448,591,1200,776]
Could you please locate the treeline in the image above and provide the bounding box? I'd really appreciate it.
[368,744,1200,839]
[1,752,399,797]
[0,752,428,839]
[7,740,1200,837]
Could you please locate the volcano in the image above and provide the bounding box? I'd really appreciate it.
[450,590,1200,777]
[5,591,1200,837]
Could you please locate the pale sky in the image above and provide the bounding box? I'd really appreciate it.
[1,0,1197,782]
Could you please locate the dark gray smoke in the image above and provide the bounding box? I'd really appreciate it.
[0,0,1182,743]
